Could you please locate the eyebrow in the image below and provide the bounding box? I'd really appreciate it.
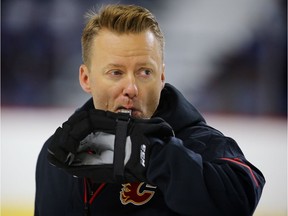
[103,62,155,71]
[101,63,125,73]
[103,63,125,70]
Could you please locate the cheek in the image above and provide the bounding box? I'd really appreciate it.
[91,93,107,109]
[90,82,121,110]
[144,85,162,112]
[89,79,108,109]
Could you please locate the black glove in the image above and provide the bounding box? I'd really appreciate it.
[125,117,174,182]
[47,109,174,183]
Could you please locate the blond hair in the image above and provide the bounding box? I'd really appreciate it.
[81,4,164,65]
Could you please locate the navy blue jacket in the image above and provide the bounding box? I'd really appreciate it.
[35,83,265,216]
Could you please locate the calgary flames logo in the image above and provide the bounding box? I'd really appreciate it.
[120,182,156,205]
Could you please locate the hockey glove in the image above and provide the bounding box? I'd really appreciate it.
[47,109,174,183]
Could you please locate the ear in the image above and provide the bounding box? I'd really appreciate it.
[161,63,166,89]
[79,64,91,93]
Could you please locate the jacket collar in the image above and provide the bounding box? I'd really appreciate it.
[153,83,205,133]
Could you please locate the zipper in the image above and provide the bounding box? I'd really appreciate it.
[84,178,106,216]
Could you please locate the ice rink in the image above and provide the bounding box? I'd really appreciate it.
[1,108,287,215]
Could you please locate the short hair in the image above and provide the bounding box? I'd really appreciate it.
[81,4,165,65]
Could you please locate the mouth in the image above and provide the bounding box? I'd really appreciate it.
[118,108,132,115]
[116,106,141,118]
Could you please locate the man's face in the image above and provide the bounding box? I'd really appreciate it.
[79,29,165,119]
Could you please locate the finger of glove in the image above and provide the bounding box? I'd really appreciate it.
[131,118,174,139]
[67,110,88,125]
[51,110,93,154]
[48,127,77,164]
[67,116,92,142]
[89,110,117,132]
[147,121,174,138]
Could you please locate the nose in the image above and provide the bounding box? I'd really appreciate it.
[122,75,138,99]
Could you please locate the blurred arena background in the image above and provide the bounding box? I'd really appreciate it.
[1,0,287,215]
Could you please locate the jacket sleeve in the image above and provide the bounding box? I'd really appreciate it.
[146,127,265,216]
[34,137,83,216]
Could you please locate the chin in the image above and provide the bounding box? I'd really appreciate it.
[132,111,152,119]
[131,111,145,119]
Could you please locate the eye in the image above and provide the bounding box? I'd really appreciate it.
[107,70,123,78]
[138,68,152,78]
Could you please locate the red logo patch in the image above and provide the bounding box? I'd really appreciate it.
[120,182,156,205]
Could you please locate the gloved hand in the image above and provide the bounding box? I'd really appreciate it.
[47,109,174,183]
[125,116,174,182]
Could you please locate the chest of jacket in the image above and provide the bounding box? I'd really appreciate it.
[70,181,180,216]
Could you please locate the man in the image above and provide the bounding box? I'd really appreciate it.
[35,4,265,216]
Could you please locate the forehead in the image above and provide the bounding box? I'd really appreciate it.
[91,29,162,58]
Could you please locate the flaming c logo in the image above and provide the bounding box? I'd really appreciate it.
[120,182,156,205]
